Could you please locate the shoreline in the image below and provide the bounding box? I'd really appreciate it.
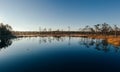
[1,34,120,46]
[88,35,120,46]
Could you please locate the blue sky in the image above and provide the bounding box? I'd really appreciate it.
[0,0,120,31]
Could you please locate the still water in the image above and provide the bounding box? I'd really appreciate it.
[0,37,120,72]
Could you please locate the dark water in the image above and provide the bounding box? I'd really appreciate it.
[0,37,120,72]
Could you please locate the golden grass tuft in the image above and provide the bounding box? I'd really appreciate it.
[89,35,120,46]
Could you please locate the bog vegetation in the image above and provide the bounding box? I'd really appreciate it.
[0,22,120,37]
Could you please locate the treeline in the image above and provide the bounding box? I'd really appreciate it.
[37,23,120,36]
[12,31,83,37]
[81,23,120,36]
[1,22,120,37]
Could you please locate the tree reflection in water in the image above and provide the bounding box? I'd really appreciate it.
[39,36,65,44]
[79,37,120,53]
[0,38,12,49]
[0,37,120,53]
[38,37,120,53]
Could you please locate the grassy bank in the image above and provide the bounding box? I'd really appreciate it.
[12,31,120,46]
[88,35,120,46]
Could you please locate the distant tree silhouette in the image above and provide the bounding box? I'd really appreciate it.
[81,23,120,37]
[114,25,119,37]
[43,28,47,32]
[48,28,52,32]
[94,24,100,34]
[0,23,13,36]
[68,26,70,31]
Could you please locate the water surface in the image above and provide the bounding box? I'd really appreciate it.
[0,37,120,72]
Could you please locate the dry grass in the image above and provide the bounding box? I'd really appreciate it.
[89,35,120,46]
[107,37,120,46]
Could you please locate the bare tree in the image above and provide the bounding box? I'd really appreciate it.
[39,26,41,35]
[43,28,47,32]
[94,24,100,35]
[48,28,52,32]
[68,26,70,31]
[114,25,119,37]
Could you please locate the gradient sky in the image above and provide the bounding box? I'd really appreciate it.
[0,0,120,31]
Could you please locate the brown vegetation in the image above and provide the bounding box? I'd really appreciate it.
[88,35,120,46]
[1,22,120,46]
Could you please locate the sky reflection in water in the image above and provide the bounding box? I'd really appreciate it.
[0,37,120,72]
